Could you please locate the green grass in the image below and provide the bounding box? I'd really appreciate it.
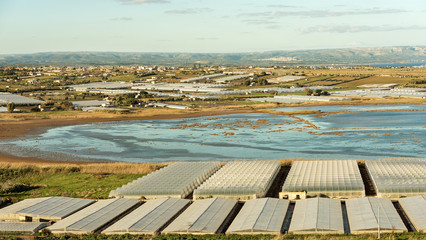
[0,168,142,201]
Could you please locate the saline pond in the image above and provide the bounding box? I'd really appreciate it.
[1,105,425,162]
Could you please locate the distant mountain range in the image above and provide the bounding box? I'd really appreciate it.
[0,46,425,66]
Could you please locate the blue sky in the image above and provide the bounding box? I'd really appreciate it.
[0,0,425,54]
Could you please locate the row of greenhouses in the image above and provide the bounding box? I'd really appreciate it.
[2,196,422,235]
[108,159,425,201]
[193,161,281,200]
[109,162,221,199]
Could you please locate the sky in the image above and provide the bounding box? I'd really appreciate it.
[0,0,425,54]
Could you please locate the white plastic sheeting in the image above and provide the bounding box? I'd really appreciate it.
[281,160,365,198]
[0,197,95,222]
[0,93,43,105]
[47,198,140,234]
[162,198,238,234]
[346,197,407,234]
[194,161,280,200]
[366,159,426,198]
[288,198,344,234]
[103,198,190,235]
[226,198,289,234]
[109,162,221,199]
[0,222,48,233]
[398,195,426,233]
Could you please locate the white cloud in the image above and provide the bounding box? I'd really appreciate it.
[275,8,407,17]
[116,0,170,4]
[300,25,426,33]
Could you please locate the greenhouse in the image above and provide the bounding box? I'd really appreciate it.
[47,198,140,234]
[109,162,221,199]
[288,197,344,234]
[226,198,289,234]
[102,198,191,235]
[366,159,426,198]
[0,222,48,233]
[0,197,94,222]
[162,198,238,234]
[193,161,280,200]
[346,197,407,234]
[280,160,365,199]
[398,195,426,233]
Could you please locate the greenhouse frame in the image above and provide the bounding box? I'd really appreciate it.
[280,160,365,199]
[226,198,289,234]
[398,195,426,233]
[366,159,426,198]
[0,222,48,234]
[109,162,221,199]
[102,198,191,235]
[0,197,94,222]
[162,198,238,234]
[346,197,407,234]
[193,161,280,200]
[47,198,140,234]
[288,197,344,234]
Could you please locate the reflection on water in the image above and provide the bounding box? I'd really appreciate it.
[1,105,425,162]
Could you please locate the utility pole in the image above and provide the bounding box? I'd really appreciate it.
[378,206,381,239]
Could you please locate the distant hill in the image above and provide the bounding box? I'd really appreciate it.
[1,46,425,66]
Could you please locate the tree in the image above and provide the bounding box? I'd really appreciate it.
[6,102,15,113]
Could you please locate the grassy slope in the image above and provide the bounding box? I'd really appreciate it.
[0,168,142,201]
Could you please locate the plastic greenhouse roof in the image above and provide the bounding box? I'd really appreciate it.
[288,198,344,234]
[162,198,238,234]
[0,222,48,233]
[281,160,365,197]
[109,162,221,199]
[47,198,140,234]
[103,198,190,235]
[194,161,280,200]
[398,195,426,233]
[346,197,407,233]
[226,198,289,234]
[0,93,44,105]
[366,160,426,198]
[0,197,95,221]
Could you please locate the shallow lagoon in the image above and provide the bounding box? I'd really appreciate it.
[1,105,425,162]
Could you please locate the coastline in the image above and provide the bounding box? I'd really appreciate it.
[0,100,425,165]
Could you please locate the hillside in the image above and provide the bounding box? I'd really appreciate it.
[0,46,425,66]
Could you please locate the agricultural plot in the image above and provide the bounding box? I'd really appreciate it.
[288,198,344,234]
[346,197,407,234]
[194,161,280,200]
[0,222,48,234]
[366,159,426,198]
[226,198,289,234]
[0,197,94,222]
[398,195,426,233]
[280,160,365,199]
[0,93,43,105]
[47,198,140,234]
[162,198,238,234]
[103,198,190,235]
[109,162,221,199]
